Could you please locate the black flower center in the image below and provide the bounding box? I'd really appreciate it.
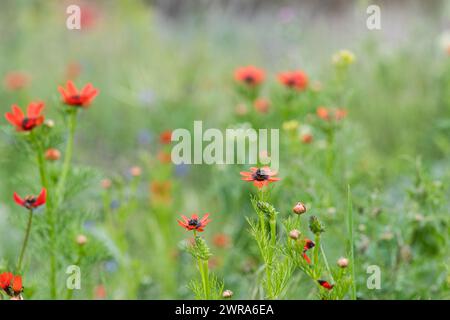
[21,118,34,130]
[252,168,269,181]
[188,219,201,228]
[24,195,37,209]
[244,75,255,84]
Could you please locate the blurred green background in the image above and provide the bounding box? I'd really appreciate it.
[0,0,449,299]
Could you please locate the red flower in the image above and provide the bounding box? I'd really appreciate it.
[302,238,315,264]
[0,272,13,290]
[254,98,270,113]
[160,130,172,144]
[13,188,47,210]
[318,280,334,290]
[58,80,99,107]
[177,214,211,232]
[0,272,23,298]
[317,107,347,121]
[240,167,280,189]
[213,233,231,248]
[3,71,31,91]
[5,102,45,132]
[301,133,313,144]
[234,66,265,86]
[278,71,308,91]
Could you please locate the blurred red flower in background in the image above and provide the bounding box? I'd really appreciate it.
[160,130,172,144]
[234,66,265,86]
[5,102,45,131]
[3,71,31,91]
[278,70,308,91]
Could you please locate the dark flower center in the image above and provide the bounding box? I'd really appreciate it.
[252,168,269,181]
[188,219,201,228]
[21,118,34,130]
[24,195,37,209]
[244,75,255,84]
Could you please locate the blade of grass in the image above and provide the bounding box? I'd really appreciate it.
[347,185,356,300]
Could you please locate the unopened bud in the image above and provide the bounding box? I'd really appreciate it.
[44,119,55,128]
[101,179,112,189]
[76,234,88,246]
[130,166,142,177]
[45,148,61,161]
[309,215,325,234]
[289,229,301,240]
[222,290,233,299]
[293,202,307,215]
[337,257,349,268]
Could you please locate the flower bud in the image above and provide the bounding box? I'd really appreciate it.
[44,119,55,128]
[254,98,270,113]
[289,229,301,240]
[309,215,325,234]
[45,148,61,161]
[293,202,307,215]
[130,166,142,177]
[101,179,112,189]
[222,290,233,299]
[337,257,349,268]
[76,234,88,246]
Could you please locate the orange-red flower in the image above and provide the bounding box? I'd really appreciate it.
[213,233,231,248]
[316,107,347,121]
[160,130,172,144]
[234,66,265,86]
[302,238,315,264]
[318,280,334,290]
[58,80,99,107]
[254,98,270,113]
[5,102,45,132]
[240,167,280,189]
[0,272,23,298]
[13,188,46,210]
[301,133,313,144]
[177,214,211,232]
[3,71,31,91]
[278,70,308,91]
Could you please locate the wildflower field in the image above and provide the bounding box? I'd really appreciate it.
[0,0,449,301]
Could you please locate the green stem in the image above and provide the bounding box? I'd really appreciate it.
[56,110,78,202]
[32,131,57,299]
[313,233,321,278]
[193,231,210,300]
[347,185,357,300]
[16,209,33,272]
[320,244,334,283]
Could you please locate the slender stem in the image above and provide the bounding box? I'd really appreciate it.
[320,244,334,283]
[16,209,33,272]
[313,234,321,278]
[56,110,78,202]
[32,131,57,299]
[347,185,357,300]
